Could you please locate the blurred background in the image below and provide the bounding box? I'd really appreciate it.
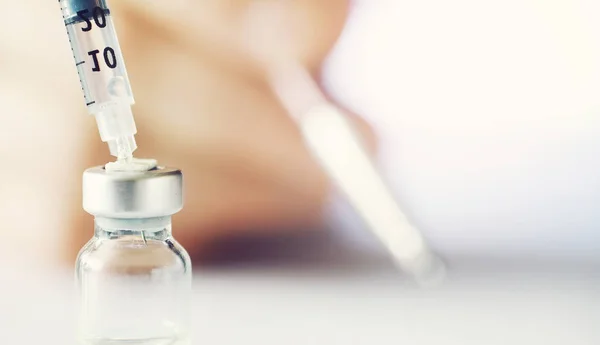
[0,0,599,343]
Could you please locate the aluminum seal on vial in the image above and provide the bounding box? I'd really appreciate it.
[83,166,183,219]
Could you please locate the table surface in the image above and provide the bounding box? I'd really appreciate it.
[1,258,598,345]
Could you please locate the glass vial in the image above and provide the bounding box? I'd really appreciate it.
[77,166,192,345]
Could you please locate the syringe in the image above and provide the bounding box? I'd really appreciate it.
[245,4,446,284]
[272,64,446,284]
[59,0,137,161]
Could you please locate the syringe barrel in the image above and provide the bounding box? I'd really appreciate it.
[60,0,138,159]
[60,0,135,112]
[62,0,108,20]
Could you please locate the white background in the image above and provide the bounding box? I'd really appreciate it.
[1,264,598,344]
[324,0,600,260]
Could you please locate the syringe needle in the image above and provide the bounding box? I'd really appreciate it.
[112,136,136,162]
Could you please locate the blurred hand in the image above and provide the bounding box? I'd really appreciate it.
[67,0,376,262]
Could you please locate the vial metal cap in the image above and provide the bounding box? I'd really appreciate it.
[83,166,183,218]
